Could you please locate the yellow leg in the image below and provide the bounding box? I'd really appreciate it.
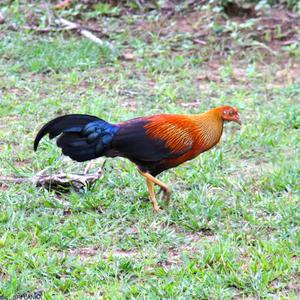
[138,170,171,208]
[146,179,160,212]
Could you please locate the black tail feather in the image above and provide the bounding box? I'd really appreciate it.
[34,114,100,151]
[56,133,86,148]
[34,114,118,162]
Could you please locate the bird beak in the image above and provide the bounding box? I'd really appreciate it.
[234,114,242,125]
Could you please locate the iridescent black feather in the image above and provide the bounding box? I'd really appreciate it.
[34,114,119,162]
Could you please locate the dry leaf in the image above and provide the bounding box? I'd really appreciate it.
[122,52,136,61]
[0,12,5,24]
[55,0,73,9]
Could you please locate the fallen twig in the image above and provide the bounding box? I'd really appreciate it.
[56,17,112,48]
[23,22,104,34]
[0,160,106,192]
[23,25,71,33]
[35,169,104,191]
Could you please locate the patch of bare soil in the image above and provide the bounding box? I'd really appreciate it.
[14,158,32,168]
[158,230,217,269]
[0,182,9,191]
[270,272,300,296]
[66,229,216,268]
[68,247,140,261]
[256,9,300,48]
[69,247,98,260]
[0,270,8,281]
[275,63,300,85]
[134,8,300,53]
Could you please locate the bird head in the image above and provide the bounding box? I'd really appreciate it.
[220,106,241,125]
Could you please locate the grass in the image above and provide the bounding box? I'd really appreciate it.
[0,2,300,299]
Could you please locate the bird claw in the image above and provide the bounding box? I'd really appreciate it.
[153,205,160,212]
[162,190,171,202]
[158,187,171,202]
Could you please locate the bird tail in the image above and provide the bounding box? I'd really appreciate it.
[34,114,119,162]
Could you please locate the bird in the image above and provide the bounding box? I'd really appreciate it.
[34,106,241,211]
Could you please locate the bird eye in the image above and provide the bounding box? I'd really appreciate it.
[229,110,234,116]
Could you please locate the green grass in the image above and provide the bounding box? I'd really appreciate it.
[0,3,300,299]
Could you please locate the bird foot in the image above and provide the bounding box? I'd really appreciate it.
[153,204,160,212]
[163,190,171,201]
[158,187,171,202]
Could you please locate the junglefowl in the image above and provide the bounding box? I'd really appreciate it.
[34,106,241,211]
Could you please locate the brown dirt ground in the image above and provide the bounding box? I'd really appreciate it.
[135,8,300,48]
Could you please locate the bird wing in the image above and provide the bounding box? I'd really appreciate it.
[111,115,193,162]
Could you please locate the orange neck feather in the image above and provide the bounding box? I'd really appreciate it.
[191,107,224,150]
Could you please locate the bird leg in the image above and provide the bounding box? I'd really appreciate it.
[138,170,171,210]
[146,179,160,212]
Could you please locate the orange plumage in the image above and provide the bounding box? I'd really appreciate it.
[34,106,241,211]
[140,106,240,176]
